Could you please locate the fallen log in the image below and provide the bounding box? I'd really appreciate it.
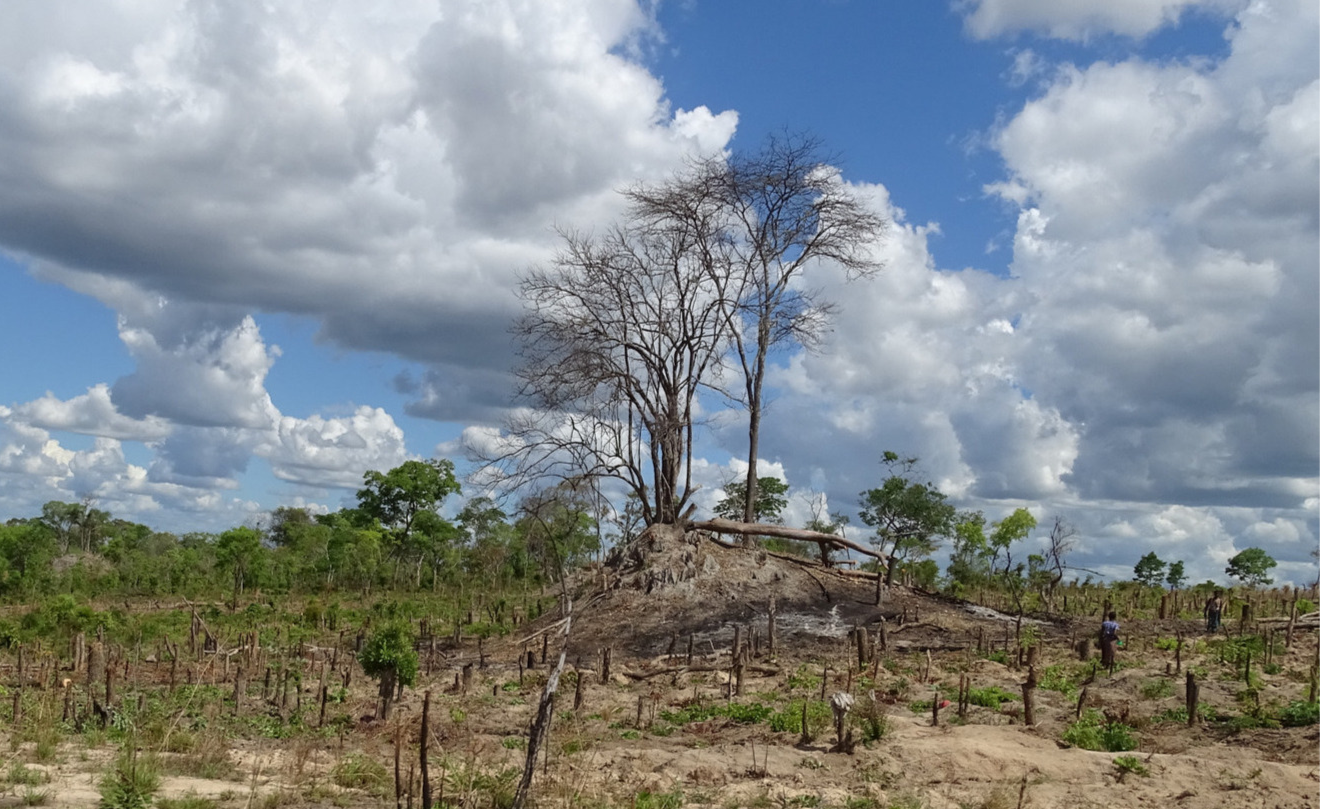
[689,518,887,563]
[621,663,781,680]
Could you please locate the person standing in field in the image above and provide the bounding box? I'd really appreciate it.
[1204,590,1225,633]
[1099,611,1120,671]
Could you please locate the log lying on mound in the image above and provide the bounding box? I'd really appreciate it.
[687,518,887,566]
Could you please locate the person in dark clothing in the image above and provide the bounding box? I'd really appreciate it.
[1099,611,1120,670]
[1204,590,1224,633]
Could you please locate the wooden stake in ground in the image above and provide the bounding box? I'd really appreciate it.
[394,724,403,809]
[1021,666,1037,726]
[420,690,433,809]
[513,599,573,809]
[1186,671,1199,726]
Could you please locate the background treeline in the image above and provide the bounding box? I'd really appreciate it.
[0,460,613,607]
[2,454,1313,635]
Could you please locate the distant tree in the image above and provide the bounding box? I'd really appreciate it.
[1165,560,1188,591]
[516,481,600,582]
[802,493,849,565]
[39,501,83,554]
[1225,547,1277,587]
[1040,517,1078,612]
[945,511,991,594]
[0,521,58,596]
[359,622,418,721]
[267,506,315,547]
[859,452,957,585]
[988,508,1037,576]
[714,477,789,524]
[1133,552,1167,587]
[214,526,265,607]
[356,459,461,587]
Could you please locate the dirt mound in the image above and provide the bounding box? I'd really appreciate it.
[561,523,1041,659]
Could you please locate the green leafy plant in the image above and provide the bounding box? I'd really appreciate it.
[1112,755,1148,778]
[1275,701,1319,728]
[1062,710,1137,752]
[331,752,389,794]
[359,622,419,721]
[633,789,684,809]
[1039,664,1078,699]
[99,745,161,809]
[967,686,1018,709]
[1139,678,1174,699]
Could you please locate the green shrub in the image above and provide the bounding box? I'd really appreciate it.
[99,746,160,809]
[1039,664,1078,698]
[1062,710,1137,752]
[1276,701,1319,728]
[967,686,1018,709]
[659,701,774,726]
[1139,678,1174,699]
[767,700,832,738]
[331,753,389,794]
[633,789,684,809]
[1112,755,1148,778]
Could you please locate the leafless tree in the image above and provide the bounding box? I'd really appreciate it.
[491,208,730,525]
[1043,516,1078,612]
[629,133,887,529]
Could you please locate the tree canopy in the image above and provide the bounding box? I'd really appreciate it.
[858,452,957,584]
[1225,547,1277,587]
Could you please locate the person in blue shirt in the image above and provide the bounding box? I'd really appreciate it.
[1099,611,1120,670]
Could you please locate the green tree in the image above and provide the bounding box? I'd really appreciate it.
[1133,552,1167,587]
[989,508,1037,575]
[858,452,957,585]
[359,622,418,721]
[1165,560,1188,591]
[945,511,991,594]
[1225,547,1277,587]
[714,477,789,523]
[0,520,58,596]
[267,506,315,547]
[458,497,529,585]
[516,483,600,582]
[214,527,265,607]
[39,500,83,554]
[356,459,461,587]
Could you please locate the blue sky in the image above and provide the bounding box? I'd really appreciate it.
[0,0,1315,585]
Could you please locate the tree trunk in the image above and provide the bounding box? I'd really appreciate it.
[379,672,396,720]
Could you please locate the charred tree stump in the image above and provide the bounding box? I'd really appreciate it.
[1186,672,1199,726]
[1022,666,1038,726]
[420,690,433,809]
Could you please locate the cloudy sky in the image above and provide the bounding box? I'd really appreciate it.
[0,0,1315,585]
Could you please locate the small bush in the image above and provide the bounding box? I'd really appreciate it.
[1039,665,1078,698]
[1062,710,1137,752]
[767,700,831,736]
[1277,700,1320,728]
[659,701,773,726]
[331,753,389,794]
[1139,678,1174,699]
[967,686,1018,709]
[1112,755,1148,778]
[99,746,161,809]
[633,789,684,809]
